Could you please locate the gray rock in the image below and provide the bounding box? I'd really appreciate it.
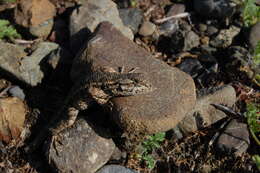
[119,8,143,34]
[96,165,137,173]
[158,4,185,36]
[249,22,260,50]
[206,26,219,36]
[193,0,237,19]
[47,118,115,173]
[217,119,250,156]
[184,31,200,51]
[8,86,25,101]
[210,25,240,48]
[70,0,133,53]
[226,46,258,79]
[138,21,156,37]
[178,85,236,134]
[71,22,196,134]
[0,41,58,86]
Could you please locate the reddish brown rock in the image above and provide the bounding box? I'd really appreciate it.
[71,22,196,134]
[15,0,56,37]
[0,97,27,143]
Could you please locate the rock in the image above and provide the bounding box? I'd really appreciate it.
[226,46,258,79]
[193,0,237,19]
[110,147,127,163]
[176,58,204,78]
[15,0,56,38]
[138,21,156,37]
[198,24,207,32]
[8,86,25,101]
[216,119,250,156]
[47,118,115,173]
[210,25,240,48]
[70,0,133,53]
[0,41,58,86]
[96,165,137,173]
[71,22,196,134]
[0,97,27,143]
[178,85,236,134]
[206,26,219,36]
[169,23,200,52]
[159,4,185,36]
[119,8,143,34]
[249,22,260,50]
[184,31,200,51]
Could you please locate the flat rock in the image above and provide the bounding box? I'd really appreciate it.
[15,0,56,38]
[0,41,58,86]
[47,118,115,173]
[71,22,196,134]
[96,165,137,173]
[0,97,27,143]
[217,119,250,156]
[70,0,133,54]
[178,85,236,134]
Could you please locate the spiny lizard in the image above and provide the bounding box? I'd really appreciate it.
[26,66,152,152]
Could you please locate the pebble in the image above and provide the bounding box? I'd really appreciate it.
[8,86,25,101]
[138,21,156,36]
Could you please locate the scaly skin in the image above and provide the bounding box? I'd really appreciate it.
[26,68,152,152]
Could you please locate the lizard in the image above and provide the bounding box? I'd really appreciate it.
[26,62,153,152]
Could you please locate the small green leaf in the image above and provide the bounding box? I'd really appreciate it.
[253,155,260,170]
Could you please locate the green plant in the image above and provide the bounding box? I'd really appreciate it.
[0,0,16,4]
[138,132,166,169]
[242,0,260,27]
[246,103,260,145]
[0,19,20,40]
[253,155,260,170]
[0,19,21,40]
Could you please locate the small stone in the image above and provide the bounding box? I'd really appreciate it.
[249,22,260,50]
[207,26,219,36]
[198,24,207,32]
[178,85,236,134]
[0,97,27,143]
[158,4,185,36]
[14,0,56,38]
[183,31,200,51]
[210,25,240,48]
[138,21,156,37]
[176,58,204,78]
[8,86,25,101]
[217,119,250,156]
[47,118,115,173]
[96,165,137,173]
[119,8,143,34]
